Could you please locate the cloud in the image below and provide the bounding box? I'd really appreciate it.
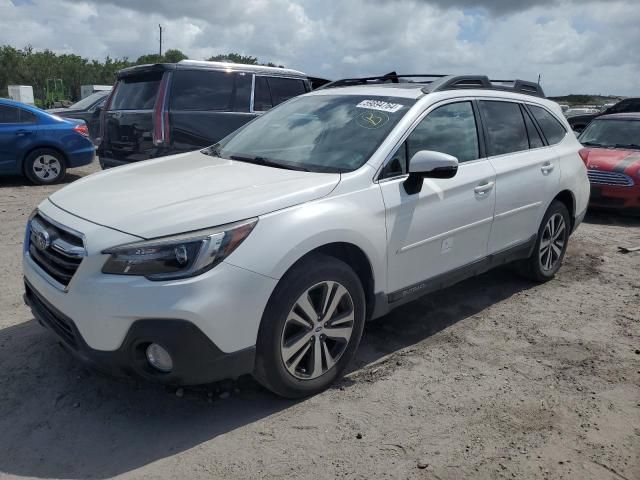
[1,0,639,96]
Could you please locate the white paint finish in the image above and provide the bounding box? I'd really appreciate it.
[23,85,591,359]
[380,160,496,293]
[49,151,340,239]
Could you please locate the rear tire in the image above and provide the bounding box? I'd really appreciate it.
[24,148,67,185]
[254,254,365,398]
[516,201,571,282]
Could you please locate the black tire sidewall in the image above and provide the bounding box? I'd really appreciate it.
[24,148,66,185]
[531,201,571,280]
[255,254,366,398]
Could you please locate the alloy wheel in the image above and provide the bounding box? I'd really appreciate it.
[33,154,62,181]
[280,281,354,380]
[539,213,566,272]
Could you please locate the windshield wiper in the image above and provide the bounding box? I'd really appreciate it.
[229,155,310,172]
[614,143,640,150]
[581,141,606,147]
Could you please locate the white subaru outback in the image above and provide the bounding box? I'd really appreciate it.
[23,74,590,398]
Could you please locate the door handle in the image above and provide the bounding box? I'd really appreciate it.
[474,181,495,196]
[541,162,555,174]
[16,129,33,136]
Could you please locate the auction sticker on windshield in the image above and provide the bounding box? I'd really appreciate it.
[356,99,404,113]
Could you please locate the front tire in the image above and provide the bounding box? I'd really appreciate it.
[24,148,67,185]
[517,201,571,282]
[254,254,366,398]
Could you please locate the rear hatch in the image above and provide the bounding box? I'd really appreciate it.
[98,65,170,164]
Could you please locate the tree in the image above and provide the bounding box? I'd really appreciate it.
[163,49,188,63]
[207,53,259,65]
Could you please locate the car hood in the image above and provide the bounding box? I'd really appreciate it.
[49,151,341,238]
[581,147,640,176]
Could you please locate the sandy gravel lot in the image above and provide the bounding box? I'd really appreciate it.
[0,162,638,480]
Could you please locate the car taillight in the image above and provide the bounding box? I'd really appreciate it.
[153,73,171,146]
[578,148,590,164]
[73,124,89,138]
[97,83,118,146]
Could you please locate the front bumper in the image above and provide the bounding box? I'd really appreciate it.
[23,200,278,385]
[24,280,255,385]
[588,184,640,212]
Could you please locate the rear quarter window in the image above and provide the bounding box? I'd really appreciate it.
[268,77,307,106]
[110,74,162,110]
[529,105,567,145]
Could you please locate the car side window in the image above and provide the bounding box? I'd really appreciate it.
[521,106,544,148]
[0,105,20,124]
[171,70,236,111]
[380,101,479,179]
[268,77,307,106]
[528,105,567,145]
[253,76,273,111]
[407,102,480,163]
[479,100,529,156]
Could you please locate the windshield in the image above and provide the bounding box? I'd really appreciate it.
[212,94,415,173]
[68,91,108,110]
[579,119,640,149]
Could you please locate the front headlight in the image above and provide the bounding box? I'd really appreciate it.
[102,218,257,280]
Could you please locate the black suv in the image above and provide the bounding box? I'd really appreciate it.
[97,60,311,169]
[568,97,640,133]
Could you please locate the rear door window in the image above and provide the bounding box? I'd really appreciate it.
[253,76,272,111]
[19,109,37,124]
[110,73,162,110]
[171,70,236,111]
[528,105,566,145]
[479,101,529,156]
[268,77,307,106]
[0,105,20,123]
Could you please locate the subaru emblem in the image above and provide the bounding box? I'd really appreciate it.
[34,229,51,251]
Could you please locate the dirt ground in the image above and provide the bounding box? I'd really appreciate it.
[0,162,638,480]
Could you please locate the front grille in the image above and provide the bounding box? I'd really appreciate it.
[25,282,78,349]
[587,169,635,187]
[28,214,85,288]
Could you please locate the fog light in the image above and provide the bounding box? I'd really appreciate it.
[146,343,173,372]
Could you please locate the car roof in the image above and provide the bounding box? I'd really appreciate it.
[596,112,640,120]
[0,98,41,112]
[118,60,308,79]
[309,83,559,107]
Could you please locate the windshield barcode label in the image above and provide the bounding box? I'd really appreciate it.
[355,100,404,113]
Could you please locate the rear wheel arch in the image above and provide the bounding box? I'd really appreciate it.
[553,190,576,230]
[21,144,68,174]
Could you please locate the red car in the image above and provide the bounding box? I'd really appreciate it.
[578,113,640,214]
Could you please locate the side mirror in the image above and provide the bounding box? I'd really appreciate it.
[404,150,458,194]
[92,106,102,117]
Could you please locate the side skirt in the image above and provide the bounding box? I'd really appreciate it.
[371,235,536,319]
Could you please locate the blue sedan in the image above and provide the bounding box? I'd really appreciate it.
[0,98,95,184]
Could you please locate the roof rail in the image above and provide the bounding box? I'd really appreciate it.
[427,75,545,97]
[320,72,545,98]
[319,72,448,89]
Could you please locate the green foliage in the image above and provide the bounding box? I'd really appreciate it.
[206,52,284,68]
[0,45,189,103]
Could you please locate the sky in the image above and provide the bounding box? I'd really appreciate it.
[1,0,639,96]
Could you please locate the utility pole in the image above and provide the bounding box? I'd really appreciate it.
[159,24,163,57]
